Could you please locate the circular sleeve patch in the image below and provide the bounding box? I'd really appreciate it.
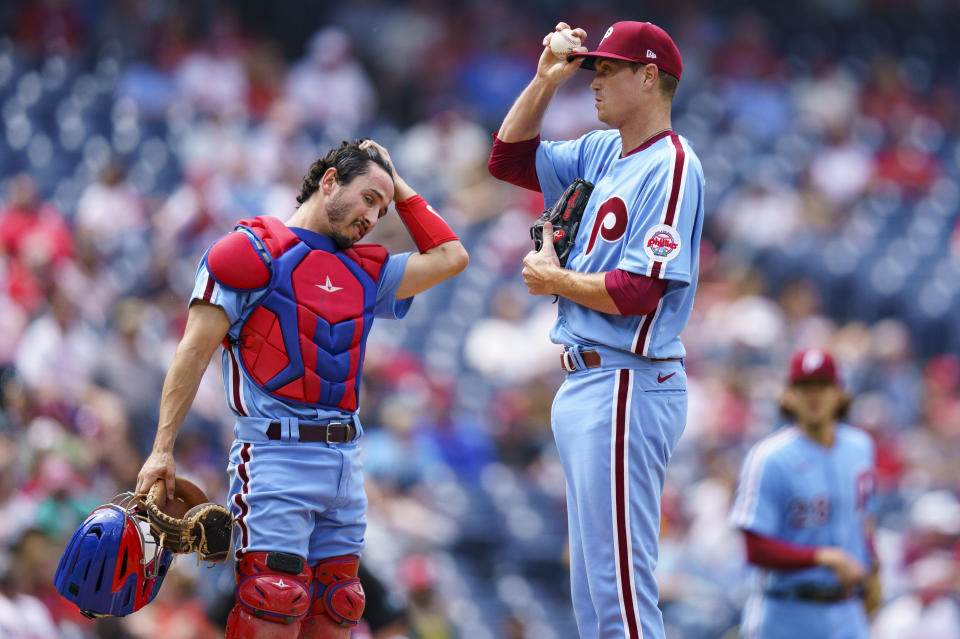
[643,224,682,263]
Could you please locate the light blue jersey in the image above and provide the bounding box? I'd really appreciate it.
[729,424,877,638]
[536,129,704,358]
[533,128,703,639]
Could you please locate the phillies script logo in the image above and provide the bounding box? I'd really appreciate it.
[646,231,678,257]
[642,224,682,263]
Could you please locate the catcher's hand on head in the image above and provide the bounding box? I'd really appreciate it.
[139,477,234,562]
[359,138,415,202]
[359,139,395,176]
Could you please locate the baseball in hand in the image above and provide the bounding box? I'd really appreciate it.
[550,28,581,58]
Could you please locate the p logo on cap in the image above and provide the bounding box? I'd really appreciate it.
[788,348,840,385]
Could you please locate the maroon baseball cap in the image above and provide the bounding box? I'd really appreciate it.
[787,348,840,385]
[568,21,683,80]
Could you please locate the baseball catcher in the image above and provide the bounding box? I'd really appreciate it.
[135,138,468,639]
[530,177,593,267]
[140,477,234,562]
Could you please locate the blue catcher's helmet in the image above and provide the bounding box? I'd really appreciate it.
[54,502,173,617]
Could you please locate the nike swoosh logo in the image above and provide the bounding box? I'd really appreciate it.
[657,372,676,383]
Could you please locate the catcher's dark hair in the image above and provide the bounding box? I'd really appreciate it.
[297,140,393,205]
[628,62,678,100]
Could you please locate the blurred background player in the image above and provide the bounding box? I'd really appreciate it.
[134,139,467,639]
[489,19,705,639]
[729,348,880,639]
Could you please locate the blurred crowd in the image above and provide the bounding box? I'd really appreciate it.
[0,1,959,638]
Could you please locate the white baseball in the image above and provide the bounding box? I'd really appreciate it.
[549,28,581,58]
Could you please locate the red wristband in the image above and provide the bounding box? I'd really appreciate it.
[394,195,459,253]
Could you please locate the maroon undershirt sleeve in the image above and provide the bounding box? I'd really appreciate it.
[743,530,818,570]
[604,270,667,317]
[488,133,542,192]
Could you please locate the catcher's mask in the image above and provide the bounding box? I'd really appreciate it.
[54,498,173,618]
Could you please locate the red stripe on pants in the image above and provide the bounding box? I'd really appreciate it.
[233,443,252,552]
[614,369,640,638]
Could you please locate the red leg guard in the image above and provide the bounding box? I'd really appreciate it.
[225,551,313,639]
[299,555,365,639]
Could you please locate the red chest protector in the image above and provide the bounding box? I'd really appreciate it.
[205,216,388,412]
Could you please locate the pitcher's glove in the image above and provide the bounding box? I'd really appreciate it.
[140,477,234,562]
[861,564,883,616]
[530,177,594,267]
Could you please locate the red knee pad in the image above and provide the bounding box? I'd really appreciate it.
[225,551,313,639]
[310,555,365,626]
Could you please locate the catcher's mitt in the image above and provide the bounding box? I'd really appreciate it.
[140,477,233,562]
[530,177,594,267]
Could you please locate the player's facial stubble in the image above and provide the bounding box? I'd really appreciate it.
[325,190,356,249]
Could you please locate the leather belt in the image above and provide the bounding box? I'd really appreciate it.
[266,421,356,444]
[561,349,602,371]
[560,349,682,372]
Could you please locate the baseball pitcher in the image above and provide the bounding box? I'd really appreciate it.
[489,19,705,639]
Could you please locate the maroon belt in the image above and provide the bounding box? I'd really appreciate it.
[266,421,356,443]
[560,349,682,372]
